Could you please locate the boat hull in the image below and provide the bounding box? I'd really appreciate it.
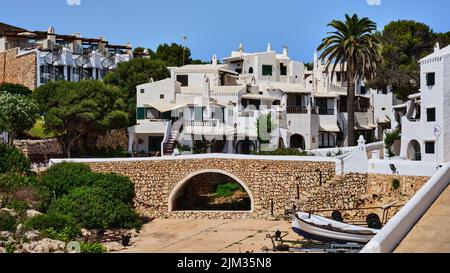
[292,212,377,244]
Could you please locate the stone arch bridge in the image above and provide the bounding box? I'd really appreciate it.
[49,155,401,220]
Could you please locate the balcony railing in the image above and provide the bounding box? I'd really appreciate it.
[185,120,218,127]
[287,106,308,114]
[318,109,335,115]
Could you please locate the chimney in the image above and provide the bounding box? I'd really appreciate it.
[239,42,244,52]
[212,54,218,65]
[73,32,81,38]
[126,42,133,55]
[202,74,211,98]
[283,46,288,57]
[46,26,56,50]
[434,42,440,53]
[267,42,272,52]
[143,48,150,59]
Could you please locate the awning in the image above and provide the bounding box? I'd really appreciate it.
[319,124,341,132]
[241,94,279,101]
[144,103,189,113]
[236,130,258,138]
[377,115,391,124]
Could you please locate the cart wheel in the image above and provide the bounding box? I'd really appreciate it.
[366,213,382,229]
[331,210,344,222]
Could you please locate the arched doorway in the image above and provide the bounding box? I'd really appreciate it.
[169,170,253,212]
[290,134,305,150]
[407,140,421,161]
[235,138,256,154]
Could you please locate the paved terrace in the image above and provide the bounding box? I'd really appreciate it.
[395,185,450,253]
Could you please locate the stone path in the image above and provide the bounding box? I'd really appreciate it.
[119,219,299,253]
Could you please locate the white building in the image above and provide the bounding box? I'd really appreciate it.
[396,43,450,163]
[127,44,393,156]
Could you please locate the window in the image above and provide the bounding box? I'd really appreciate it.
[336,72,341,82]
[425,141,435,154]
[262,65,272,76]
[140,89,145,94]
[427,108,436,122]
[160,94,164,99]
[319,132,336,148]
[360,86,367,95]
[316,98,334,115]
[176,75,189,86]
[426,72,435,86]
[280,63,287,76]
[235,68,242,74]
[382,107,386,111]
[248,67,253,74]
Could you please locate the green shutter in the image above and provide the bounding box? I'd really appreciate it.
[137,107,145,120]
[262,65,273,76]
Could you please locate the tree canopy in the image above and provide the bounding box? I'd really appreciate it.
[33,81,129,157]
[0,83,32,96]
[0,92,39,143]
[318,14,383,146]
[367,20,448,101]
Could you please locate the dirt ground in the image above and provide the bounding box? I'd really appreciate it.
[120,219,300,253]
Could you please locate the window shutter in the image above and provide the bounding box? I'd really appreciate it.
[137,107,145,120]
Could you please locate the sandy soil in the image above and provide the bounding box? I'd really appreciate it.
[119,219,300,253]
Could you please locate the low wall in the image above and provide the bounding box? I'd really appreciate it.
[362,164,450,253]
[368,159,439,176]
[14,138,63,164]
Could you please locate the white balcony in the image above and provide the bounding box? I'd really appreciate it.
[134,119,169,134]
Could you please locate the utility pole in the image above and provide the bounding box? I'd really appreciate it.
[181,35,188,66]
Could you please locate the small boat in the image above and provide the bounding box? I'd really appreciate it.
[292,212,379,244]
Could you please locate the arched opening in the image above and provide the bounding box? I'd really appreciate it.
[248,67,254,74]
[235,138,256,154]
[169,170,253,212]
[290,134,305,150]
[407,140,421,161]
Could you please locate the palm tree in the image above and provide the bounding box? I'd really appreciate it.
[318,14,383,146]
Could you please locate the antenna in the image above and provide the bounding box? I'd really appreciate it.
[181,35,188,66]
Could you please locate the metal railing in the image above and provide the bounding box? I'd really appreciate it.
[185,120,219,127]
[318,109,335,115]
[287,106,308,114]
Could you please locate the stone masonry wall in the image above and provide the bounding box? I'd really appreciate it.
[95,129,128,151]
[88,159,336,220]
[0,48,37,90]
[87,159,430,221]
[13,138,63,164]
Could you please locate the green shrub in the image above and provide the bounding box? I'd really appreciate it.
[0,173,34,192]
[384,129,401,158]
[25,213,79,234]
[91,173,135,204]
[0,143,30,174]
[5,243,17,253]
[0,211,17,232]
[80,242,106,253]
[49,187,141,229]
[0,83,32,96]
[41,226,81,242]
[6,198,28,215]
[215,183,244,198]
[391,178,401,191]
[39,162,93,198]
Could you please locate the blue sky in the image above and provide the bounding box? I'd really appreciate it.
[1,0,449,62]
